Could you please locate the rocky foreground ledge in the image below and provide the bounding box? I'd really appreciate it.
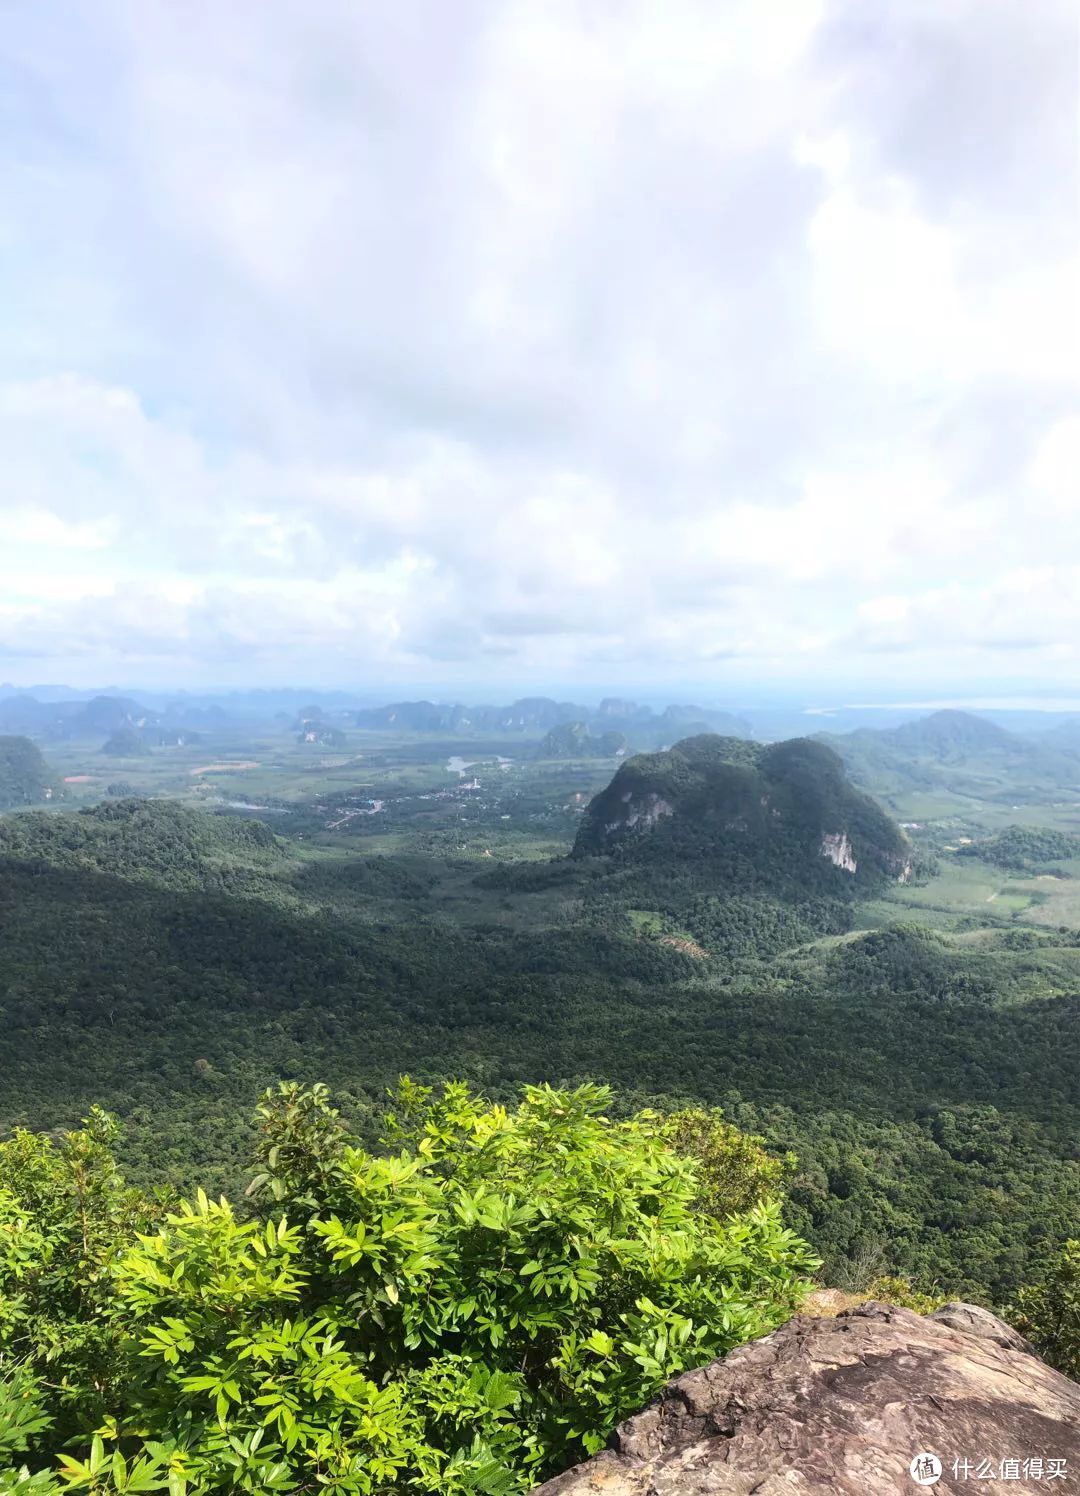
[535,1302,1080,1494]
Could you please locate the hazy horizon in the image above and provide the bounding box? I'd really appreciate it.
[9,675,1080,728]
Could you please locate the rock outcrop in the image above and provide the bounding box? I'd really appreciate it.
[609,789,674,832]
[820,830,857,873]
[535,1301,1080,1494]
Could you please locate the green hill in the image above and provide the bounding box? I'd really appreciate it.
[818,710,1080,806]
[101,727,151,757]
[537,721,628,759]
[298,723,349,748]
[0,798,283,888]
[0,735,52,808]
[958,825,1080,871]
[887,709,1024,756]
[70,694,144,735]
[574,734,910,894]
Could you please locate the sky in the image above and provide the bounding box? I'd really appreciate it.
[1,0,1077,697]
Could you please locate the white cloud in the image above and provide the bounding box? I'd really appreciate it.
[0,0,1076,690]
[1029,418,1080,511]
[6,508,114,550]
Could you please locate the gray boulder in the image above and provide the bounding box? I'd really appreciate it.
[534,1301,1079,1493]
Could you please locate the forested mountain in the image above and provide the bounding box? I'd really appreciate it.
[0,691,215,747]
[356,697,752,742]
[574,734,911,892]
[887,709,1027,756]
[0,694,61,734]
[536,722,627,759]
[1033,718,1080,754]
[69,694,145,735]
[298,721,349,747]
[356,698,584,732]
[0,692,148,740]
[100,727,151,757]
[819,710,1080,804]
[0,735,53,807]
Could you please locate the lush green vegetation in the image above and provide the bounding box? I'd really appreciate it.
[1011,1239,1080,1379]
[0,1083,815,1492]
[101,731,151,759]
[575,735,911,894]
[534,724,626,760]
[1,715,1078,1424]
[0,789,1076,1311]
[958,825,1080,871]
[0,799,282,887]
[819,709,1080,810]
[0,738,52,810]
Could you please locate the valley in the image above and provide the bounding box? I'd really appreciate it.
[1,702,1079,1311]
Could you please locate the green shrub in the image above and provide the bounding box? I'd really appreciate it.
[0,1081,819,1493]
[660,1107,795,1219]
[1010,1240,1080,1378]
[0,1367,56,1489]
[0,1108,156,1437]
[865,1276,945,1315]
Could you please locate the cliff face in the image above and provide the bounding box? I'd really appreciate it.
[536,1301,1080,1495]
[820,829,858,872]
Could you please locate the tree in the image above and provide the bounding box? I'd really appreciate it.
[0,1082,819,1493]
[1010,1240,1080,1378]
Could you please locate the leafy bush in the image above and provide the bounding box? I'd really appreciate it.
[1010,1240,1080,1378]
[0,1368,55,1487]
[864,1276,945,1315]
[0,1082,818,1493]
[0,1108,156,1436]
[660,1108,795,1219]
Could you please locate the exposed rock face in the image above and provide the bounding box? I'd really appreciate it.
[607,790,674,833]
[820,830,857,873]
[534,1301,1080,1494]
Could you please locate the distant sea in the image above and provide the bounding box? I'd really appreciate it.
[805,697,1080,716]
